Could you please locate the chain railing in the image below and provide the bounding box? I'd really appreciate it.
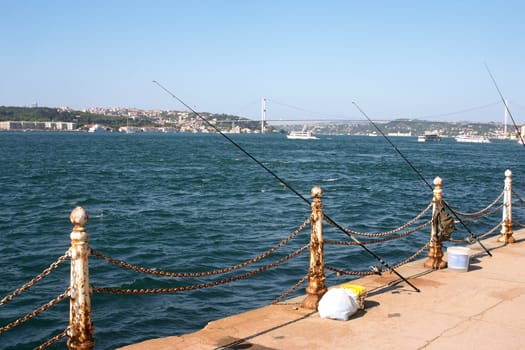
[34,329,70,350]
[512,188,525,204]
[338,201,433,238]
[93,244,309,295]
[325,241,432,277]
[90,217,310,278]
[512,190,525,227]
[512,184,525,227]
[448,191,504,219]
[0,253,70,349]
[0,289,70,334]
[325,216,432,246]
[1,169,519,349]
[0,253,69,306]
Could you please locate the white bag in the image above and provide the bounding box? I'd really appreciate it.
[318,288,359,321]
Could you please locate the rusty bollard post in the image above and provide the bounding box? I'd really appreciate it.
[498,169,515,244]
[301,186,328,310]
[67,207,95,350]
[424,177,447,269]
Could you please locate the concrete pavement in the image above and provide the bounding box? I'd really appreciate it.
[119,229,525,350]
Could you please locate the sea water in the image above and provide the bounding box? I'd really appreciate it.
[1,132,524,349]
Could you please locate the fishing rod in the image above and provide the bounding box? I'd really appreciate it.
[153,80,421,292]
[352,102,492,257]
[484,63,525,147]
[153,80,310,205]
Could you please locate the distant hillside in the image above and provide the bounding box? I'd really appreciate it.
[0,106,71,121]
[352,119,507,137]
[1,106,516,136]
[280,118,514,137]
[0,106,269,132]
[0,106,130,129]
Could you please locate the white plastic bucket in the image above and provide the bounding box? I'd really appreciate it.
[447,247,470,272]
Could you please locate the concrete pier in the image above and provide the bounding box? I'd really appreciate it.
[119,229,525,350]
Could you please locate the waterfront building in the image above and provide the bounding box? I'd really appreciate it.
[0,121,76,131]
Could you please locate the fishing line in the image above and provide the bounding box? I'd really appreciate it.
[153,80,420,292]
[352,102,492,257]
[484,63,525,148]
[153,80,309,205]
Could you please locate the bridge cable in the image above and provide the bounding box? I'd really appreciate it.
[153,80,420,292]
[352,102,492,257]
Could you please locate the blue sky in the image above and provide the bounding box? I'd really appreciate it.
[1,1,524,123]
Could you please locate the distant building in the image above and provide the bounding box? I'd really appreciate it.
[0,121,76,131]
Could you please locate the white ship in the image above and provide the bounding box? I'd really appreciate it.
[418,133,441,142]
[287,130,318,140]
[455,134,491,143]
[88,124,110,133]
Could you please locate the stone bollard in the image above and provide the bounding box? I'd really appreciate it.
[301,186,328,310]
[67,207,95,350]
[424,177,447,269]
[498,169,515,244]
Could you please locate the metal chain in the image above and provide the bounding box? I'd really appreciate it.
[325,264,375,277]
[325,241,431,276]
[449,191,504,217]
[389,241,431,269]
[0,253,69,306]
[474,221,502,240]
[0,186,516,346]
[34,328,69,350]
[448,237,470,243]
[512,189,525,203]
[452,204,503,221]
[448,221,501,243]
[325,219,432,246]
[94,245,309,295]
[271,273,309,305]
[0,289,70,334]
[328,201,432,237]
[91,218,310,278]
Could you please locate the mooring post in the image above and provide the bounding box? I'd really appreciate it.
[67,207,94,350]
[498,169,515,244]
[424,177,447,269]
[301,186,328,310]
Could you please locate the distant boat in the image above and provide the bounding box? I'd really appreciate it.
[88,124,109,133]
[287,130,318,140]
[455,134,491,143]
[418,133,441,142]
